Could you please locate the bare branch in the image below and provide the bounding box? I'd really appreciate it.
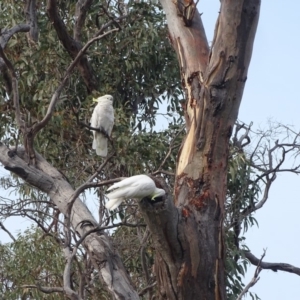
[74,0,93,41]
[241,172,275,218]
[24,0,39,43]
[237,250,265,300]
[0,221,16,242]
[47,0,97,92]
[232,121,252,151]
[0,24,30,48]
[67,151,116,209]
[63,246,82,300]
[245,251,300,276]
[21,285,64,294]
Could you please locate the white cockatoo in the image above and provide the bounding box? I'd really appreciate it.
[90,94,114,157]
[105,175,166,210]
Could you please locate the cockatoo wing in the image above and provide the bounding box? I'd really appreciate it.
[106,186,143,199]
[107,175,152,192]
[105,175,165,210]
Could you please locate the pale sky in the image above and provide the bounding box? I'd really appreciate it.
[1,1,300,299]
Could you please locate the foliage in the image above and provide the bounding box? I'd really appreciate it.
[0,226,66,299]
[0,0,182,188]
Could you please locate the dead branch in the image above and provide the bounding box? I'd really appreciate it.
[0,221,16,242]
[232,121,252,151]
[241,131,300,218]
[241,172,275,218]
[236,250,265,300]
[245,251,300,276]
[67,158,118,213]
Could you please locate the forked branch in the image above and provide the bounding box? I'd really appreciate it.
[237,250,265,300]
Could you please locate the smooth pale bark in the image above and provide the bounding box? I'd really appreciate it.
[140,1,261,299]
[0,143,139,300]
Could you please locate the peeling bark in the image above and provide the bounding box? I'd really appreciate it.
[0,143,139,300]
[141,1,261,299]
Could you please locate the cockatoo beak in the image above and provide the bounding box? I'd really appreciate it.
[92,98,98,103]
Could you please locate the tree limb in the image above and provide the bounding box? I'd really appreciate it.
[74,0,93,41]
[0,58,12,94]
[0,24,30,48]
[0,221,16,242]
[21,285,64,294]
[237,250,265,300]
[24,0,39,43]
[47,0,97,92]
[0,24,30,96]
[245,251,300,276]
[0,144,139,299]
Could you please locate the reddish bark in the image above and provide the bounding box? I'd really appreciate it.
[140,1,261,299]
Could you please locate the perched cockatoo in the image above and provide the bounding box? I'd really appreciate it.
[90,94,114,157]
[105,175,165,210]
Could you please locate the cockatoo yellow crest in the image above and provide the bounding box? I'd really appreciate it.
[105,175,165,210]
[90,95,114,157]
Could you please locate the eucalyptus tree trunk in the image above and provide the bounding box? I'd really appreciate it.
[140,1,261,299]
